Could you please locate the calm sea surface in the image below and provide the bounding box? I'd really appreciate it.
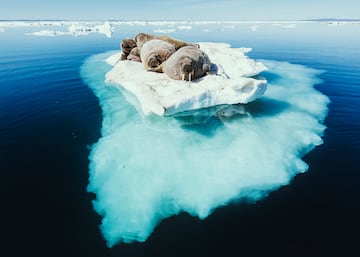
[0,22,359,256]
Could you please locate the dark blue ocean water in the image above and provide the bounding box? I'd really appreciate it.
[0,22,359,256]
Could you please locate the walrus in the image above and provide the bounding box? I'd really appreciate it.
[135,32,197,51]
[127,46,141,62]
[154,45,212,81]
[140,39,176,71]
[120,38,137,60]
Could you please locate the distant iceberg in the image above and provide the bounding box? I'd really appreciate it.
[24,21,114,38]
[153,25,193,34]
[177,25,192,30]
[26,30,67,37]
[153,28,177,34]
[68,21,114,38]
[105,42,267,116]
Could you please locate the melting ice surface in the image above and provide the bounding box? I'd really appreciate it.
[81,48,329,247]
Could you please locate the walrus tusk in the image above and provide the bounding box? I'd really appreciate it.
[161,45,211,81]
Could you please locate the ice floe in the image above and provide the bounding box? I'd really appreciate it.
[23,21,114,37]
[68,21,114,37]
[153,28,177,34]
[81,51,330,246]
[105,42,267,116]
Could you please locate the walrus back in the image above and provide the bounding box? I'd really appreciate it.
[135,33,196,51]
[140,39,176,71]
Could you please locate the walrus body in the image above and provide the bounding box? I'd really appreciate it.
[120,33,198,63]
[140,39,176,71]
[135,33,196,51]
[120,38,137,60]
[127,46,141,62]
[159,46,211,81]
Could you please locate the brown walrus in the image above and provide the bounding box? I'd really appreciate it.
[127,46,141,62]
[120,38,137,60]
[140,39,176,71]
[154,45,212,81]
[135,32,197,51]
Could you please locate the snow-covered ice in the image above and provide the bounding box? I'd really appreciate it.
[105,42,267,116]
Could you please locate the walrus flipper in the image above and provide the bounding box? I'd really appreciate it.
[150,65,163,73]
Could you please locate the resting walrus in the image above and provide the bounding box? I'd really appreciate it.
[120,38,137,60]
[135,32,197,51]
[140,39,176,71]
[127,46,141,62]
[154,45,212,81]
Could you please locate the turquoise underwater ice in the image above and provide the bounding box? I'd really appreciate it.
[81,52,329,247]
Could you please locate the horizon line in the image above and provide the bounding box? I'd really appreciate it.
[1,18,360,22]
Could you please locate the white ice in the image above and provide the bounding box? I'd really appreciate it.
[105,43,268,116]
[26,30,68,37]
[24,21,114,38]
[1,20,358,30]
[68,21,114,38]
[153,28,177,34]
[81,50,329,246]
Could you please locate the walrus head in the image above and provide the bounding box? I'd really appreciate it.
[161,45,211,81]
[145,48,175,71]
[120,38,137,60]
[135,33,153,49]
[127,47,141,62]
[121,38,137,54]
[179,56,210,81]
[146,53,164,70]
[179,57,195,81]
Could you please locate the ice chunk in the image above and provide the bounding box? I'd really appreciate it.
[25,30,67,37]
[25,21,114,38]
[68,21,114,38]
[153,28,177,34]
[177,25,192,30]
[80,51,329,246]
[105,43,267,116]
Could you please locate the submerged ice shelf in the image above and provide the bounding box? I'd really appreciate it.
[105,42,268,116]
[82,51,330,246]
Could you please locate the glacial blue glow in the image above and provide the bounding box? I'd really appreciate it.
[81,52,329,247]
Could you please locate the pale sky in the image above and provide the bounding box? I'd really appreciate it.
[1,0,359,21]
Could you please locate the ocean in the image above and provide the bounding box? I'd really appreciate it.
[0,21,359,256]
